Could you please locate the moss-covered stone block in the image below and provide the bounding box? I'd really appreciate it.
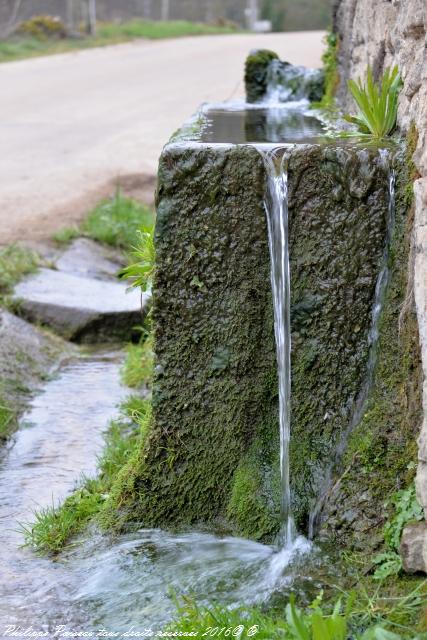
[108,139,392,541]
[245,49,279,103]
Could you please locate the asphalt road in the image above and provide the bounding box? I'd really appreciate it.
[0,32,325,243]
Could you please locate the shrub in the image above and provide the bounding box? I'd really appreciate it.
[16,16,66,40]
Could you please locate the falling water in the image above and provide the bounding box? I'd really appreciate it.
[260,147,295,547]
[308,148,396,537]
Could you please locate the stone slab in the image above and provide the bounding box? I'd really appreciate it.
[55,238,124,281]
[401,521,427,573]
[14,268,149,342]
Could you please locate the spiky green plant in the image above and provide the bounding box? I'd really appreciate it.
[343,66,402,140]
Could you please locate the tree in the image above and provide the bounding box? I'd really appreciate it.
[161,0,170,21]
[82,0,96,36]
[0,0,23,39]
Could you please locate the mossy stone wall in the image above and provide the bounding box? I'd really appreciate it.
[112,142,391,539]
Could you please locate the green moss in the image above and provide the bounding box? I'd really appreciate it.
[403,122,420,207]
[245,49,279,103]
[100,144,391,541]
[319,149,423,550]
[227,443,280,540]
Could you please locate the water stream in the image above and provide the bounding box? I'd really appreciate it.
[0,351,126,634]
[261,147,295,547]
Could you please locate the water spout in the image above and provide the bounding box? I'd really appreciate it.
[260,147,295,547]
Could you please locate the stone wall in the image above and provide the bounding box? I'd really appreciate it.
[333,0,427,557]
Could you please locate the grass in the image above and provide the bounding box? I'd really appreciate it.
[0,19,239,64]
[54,191,154,250]
[0,244,39,296]
[21,395,151,553]
[167,583,427,639]
[121,333,153,388]
[0,397,15,440]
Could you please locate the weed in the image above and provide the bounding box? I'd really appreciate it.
[313,30,339,109]
[0,398,15,440]
[167,591,421,639]
[120,224,155,291]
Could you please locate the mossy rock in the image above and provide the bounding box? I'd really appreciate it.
[104,141,391,541]
[245,49,279,103]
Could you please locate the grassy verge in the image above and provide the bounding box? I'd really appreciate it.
[21,394,151,553]
[0,19,239,64]
[53,190,155,249]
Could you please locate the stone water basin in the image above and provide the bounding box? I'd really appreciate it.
[198,102,327,145]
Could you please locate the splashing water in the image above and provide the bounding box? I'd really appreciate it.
[260,147,295,547]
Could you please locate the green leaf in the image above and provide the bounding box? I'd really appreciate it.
[285,596,311,640]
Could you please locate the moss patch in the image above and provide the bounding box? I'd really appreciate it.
[319,149,423,551]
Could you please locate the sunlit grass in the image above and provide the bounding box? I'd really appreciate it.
[82,191,154,249]
[53,191,155,250]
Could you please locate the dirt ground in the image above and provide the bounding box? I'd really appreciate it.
[0,32,325,243]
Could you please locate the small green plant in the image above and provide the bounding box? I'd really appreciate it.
[373,483,423,579]
[0,244,39,295]
[121,334,153,388]
[286,594,348,640]
[52,225,80,245]
[82,191,154,249]
[342,66,402,140]
[120,224,155,292]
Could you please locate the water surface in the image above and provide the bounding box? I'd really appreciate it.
[200,106,326,144]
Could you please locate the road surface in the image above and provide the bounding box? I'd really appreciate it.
[0,32,325,243]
